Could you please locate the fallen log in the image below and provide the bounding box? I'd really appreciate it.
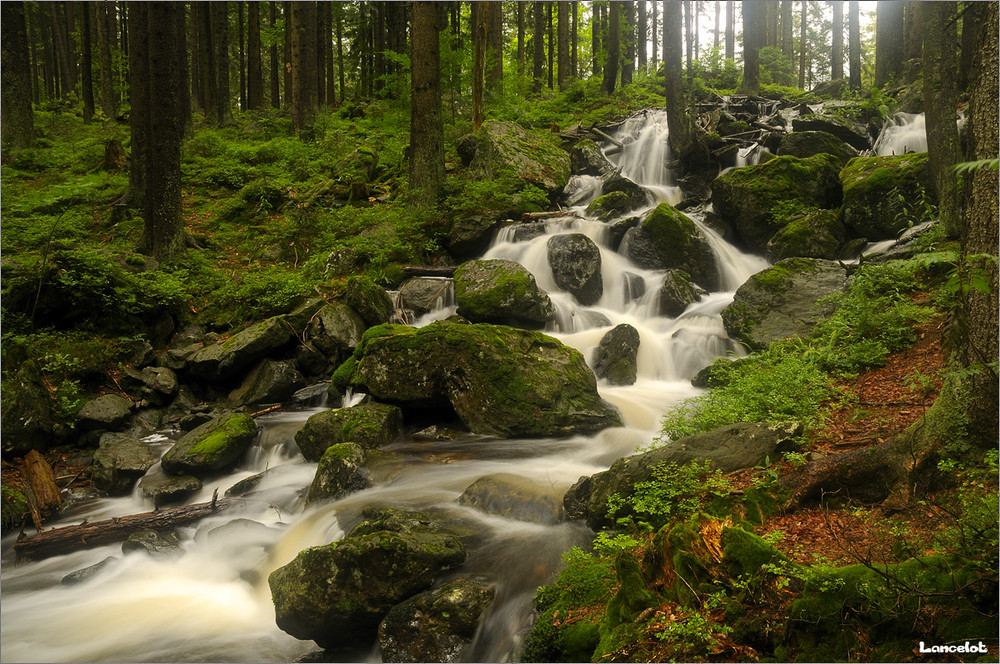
[591,126,625,148]
[400,265,457,278]
[13,495,230,561]
[518,209,576,221]
[22,450,62,532]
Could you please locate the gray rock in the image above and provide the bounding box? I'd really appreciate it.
[620,203,720,291]
[122,529,184,559]
[721,258,849,351]
[468,121,571,195]
[564,422,803,529]
[605,215,640,251]
[346,276,392,327]
[511,222,547,243]
[306,302,366,363]
[121,366,179,406]
[592,324,640,386]
[446,215,501,259]
[378,578,496,663]
[791,113,871,151]
[228,359,306,407]
[777,130,858,166]
[620,271,646,305]
[185,318,294,382]
[91,433,157,495]
[766,209,846,261]
[547,234,604,305]
[76,394,134,431]
[1,360,54,454]
[399,278,454,315]
[294,402,404,461]
[453,259,555,329]
[840,153,934,241]
[160,412,259,476]
[570,138,615,176]
[61,556,119,585]
[136,472,203,505]
[458,473,564,524]
[305,443,371,504]
[658,269,705,317]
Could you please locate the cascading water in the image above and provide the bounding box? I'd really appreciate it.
[874,112,927,156]
[1,110,768,664]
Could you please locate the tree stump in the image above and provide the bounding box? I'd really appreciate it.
[101,138,129,172]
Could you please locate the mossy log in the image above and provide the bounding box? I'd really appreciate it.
[13,494,228,560]
[21,450,62,531]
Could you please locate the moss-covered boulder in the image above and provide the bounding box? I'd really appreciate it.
[398,277,455,315]
[294,402,403,461]
[305,443,371,504]
[765,208,846,261]
[337,321,622,438]
[1,360,54,454]
[228,359,305,407]
[268,524,466,647]
[586,176,647,219]
[658,269,705,317]
[547,233,603,305]
[570,138,615,176]
[458,473,565,524]
[592,323,640,386]
[721,258,849,351]
[186,317,294,382]
[378,578,495,663]
[776,130,858,166]
[791,113,871,151]
[445,214,502,260]
[91,433,157,495]
[453,259,555,329]
[305,301,366,365]
[468,121,572,195]
[346,275,392,327]
[620,203,720,291]
[1,480,30,534]
[839,153,934,240]
[564,421,802,530]
[160,412,259,476]
[712,154,843,253]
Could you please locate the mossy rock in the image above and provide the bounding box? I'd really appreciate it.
[766,208,846,261]
[305,443,371,504]
[839,152,934,240]
[91,432,157,495]
[791,113,871,151]
[547,233,603,305]
[228,359,306,407]
[294,402,403,461]
[592,323,640,386]
[453,259,555,329]
[458,473,565,524]
[1,481,30,534]
[570,138,615,176]
[1,360,54,455]
[586,191,634,221]
[346,275,392,327]
[469,121,571,195]
[185,317,295,382]
[620,203,720,291]
[777,130,858,166]
[344,321,622,438]
[160,412,259,476]
[658,269,704,317]
[713,153,843,253]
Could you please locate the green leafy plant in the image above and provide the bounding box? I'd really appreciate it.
[605,461,734,531]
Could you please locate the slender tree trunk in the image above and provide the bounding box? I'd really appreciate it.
[741,0,761,95]
[848,1,861,90]
[903,1,923,61]
[765,1,778,48]
[472,1,487,128]
[534,1,546,91]
[798,0,808,88]
[621,1,635,86]
[547,1,555,89]
[874,0,904,87]
[51,3,74,99]
[336,3,345,102]
[316,1,327,106]
[1,1,35,153]
[127,1,148,209]
[410,2,445,209]
[290,1,317,131]
[683,0,692,74]
[200,2,217,121]
[922,2,962,239]
[190,6,202,111]
[638,1,647,71]
[284,2,294,103]
[781,0,793,58]
[602,0,620,94]
[270,2,280,108]
[592,1,602,77]
[96,2,116,118]
[832,1,844,80]
[81,2,95,124]
[176,4,191,134]
[248,3,264,110]
[958,1,979,92]
[651,0,658,69]
[517,2,526,76]
[558,1,569,88]
[571,1,578,77]
[713,0,720,52]
[213,2,234,125]
[486,0,503,95]
[28,4,40,105]
[238,2,246,111]
[663,0,700,171]
[724,0,734,60]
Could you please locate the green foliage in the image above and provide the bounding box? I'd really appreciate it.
[199,265,312,327]
[605,461,735,531]
[1,482,29,533]
[759,47,797,87]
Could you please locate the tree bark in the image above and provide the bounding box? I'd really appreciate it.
[663,1,693,166]
[127,1,148,209]
[176,4,191,135]
[534,1,546,91]
[290,1,317,131]
[832,1,844,80]
[602,0,620,94]
[410,2,445,209]
[51,3,75,99]
[724,0,734,60]
[765,0,778,48]
[781,0,793,58]
[903,1,923,62]
[621,1,635,86]
[557,1,569,89]
[798,0,808,88]
[638,0,648,70]
[486,0,503,95]
[81,1,95,123]
[14,498,231,561]
[213,2,235,126]
[270,2,281,108]
[316,1,326,107]
[199,2,217,121]
[335,2,345,102]
[547,1,555,89]
[592,1,602,77]
[571,1,578,78]
[22,450,62,533]
[472,1,487,128]
[518,2,526,76]
[958,1,979,92]
[96,1,116,118]
[848,1,861,90]
[238,2,246,111]
[248,3,264,109]
[1,1,35,153]
[874,0,904,87]
[741,0,762,95]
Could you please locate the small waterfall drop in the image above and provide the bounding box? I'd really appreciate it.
[874,112,927,156]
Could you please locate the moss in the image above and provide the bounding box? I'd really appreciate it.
[643,202,699,249]
[1,481,29,533]
[720,526,787,578]
[187,414,258,459]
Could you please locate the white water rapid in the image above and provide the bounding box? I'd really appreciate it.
[0,110,767,664]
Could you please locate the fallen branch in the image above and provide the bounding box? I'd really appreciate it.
[400,265,457,278]
[519,209,577,221]
[591,126,625,148]
[13,495,230,561]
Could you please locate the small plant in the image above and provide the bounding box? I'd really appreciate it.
[605,461,734,531]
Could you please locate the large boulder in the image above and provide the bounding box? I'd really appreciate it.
[378,578,496,663]
[268,520,466,647]
[228,359,305,407]
[305,443,371,504]
[453,259,555,329]
[1,360,54,454]
[445,214,501,260]
[337,321,622,438]
[721,258,849,351]
[91,433,157,495]
[791,114,871,151]
[458,473,565,524]
[658,269,706,317]
[398,277,455,315]
[765,208,846,261]
[467,121,572,196]
[592,323,640,386]
[294,402,404,461]
[564,422,803,530]
[76,393,134,431]
[570,138,615,176]
[136,471,202,505]
[776,130,858,166]
[712,154,843,254]
[160,412,259,476]
[547,234,603,305]
[839,153,934,241]
[587,176,648,220]
[120,366,179,406]
[186,318,294,382]
[346,275,392,327]
[620,203,720,291]
[305,302,366,365]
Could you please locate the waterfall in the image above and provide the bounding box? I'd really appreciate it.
[874,112,927,156]
[0,111,769,664]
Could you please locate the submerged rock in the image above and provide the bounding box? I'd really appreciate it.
[136,471,202,505]
[337,321,622,438]
[458,473,565,524]
[121,529,184,559]
[547,233,603,305]
[570,138,616,176]
[453,259,555,329]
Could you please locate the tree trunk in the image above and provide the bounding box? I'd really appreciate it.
[21,450,62,532]
[922,2,962,239]
[651,1,658,69]
[874,0,904,87]
[472,1,487,129]
[238,2,246,111]
[557,1,569,89]
[534,1,546,91]
[602,0,620,94]
[284,2,294,103]
[176,4,191,135]
[517,2,526,76]
[199,2,217,121]
[958,1,979,92]
[486,0,503,95]
[741,0,761,95]
[336,3,345,103]
[832,1,844,80]
[1,2,35,153]
[621,1,635,86]
[213,2,235,126]
[290,1,317,131]
[903,1,923,62]
[96,1,116,118]
[316,1,326,107]
[571,1,578,78]
[51,3,74,99]
[663,1,692,165]
[638,0,648,70]
[248,3,264,109]
[724,0,734,60]
[683,1,692,75]
[127,1,148,210]
[781,0,793,58]
[848,1,862,90]
[591,1,601,77]
[798,0,808,88]
[765,0,778,48]
[547,1,555,89]
[323,3,335,105]
[410,2,445,209]
[959,0,999,445]
[81,1,95,123]
[713,0,721,52]
[270,2,281,108]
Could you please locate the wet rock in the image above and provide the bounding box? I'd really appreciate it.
[186,317,294,382]
[658,269,706,317]
[712,153,843,253]
[399,277,454,315]
[605,215,640,251]
[468,121,572,196]
[61,556,119,585]
[305,443,371,504]
[586,191,637,221]
[294,402,404,461]
[570,138,616,176]
[378,578,496,663]
[121,529,184,559]
[721,258,849,351]
[446,214,501,260]
[564,422,803,530]
[459,473,565,524]
[348,506,481,542]
[547,234,604,305]
[776,130,858,166]
[592,324,640,386]
[136,471,203,505]
[840,153,934,241]
[766,208,846,261]
[620,271,646,305]
[224,469,270,497]
[510,222,547,243]
[791,113,871,151]
[305,302,366,364]
[620,203,720,291]
[339,321,622,439]
[346,275,392,327]
[160,412,259,476]
[228,359,306,407]
[453,259,555,329]
[1,360,54,454]
[91,432,157,495]
[76,394,134,431]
